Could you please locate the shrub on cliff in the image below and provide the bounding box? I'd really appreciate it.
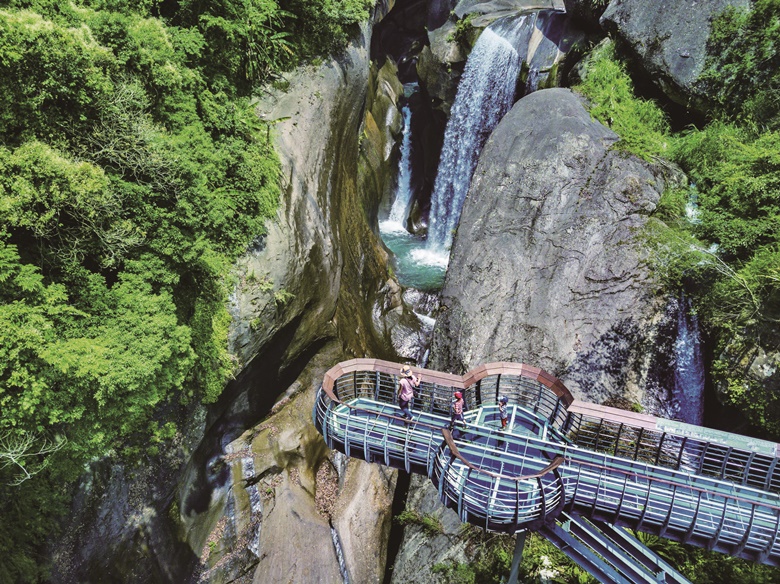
[701,0,780,131]
[0,0,370,580]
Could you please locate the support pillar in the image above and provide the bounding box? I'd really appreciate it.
[507,530,527,584]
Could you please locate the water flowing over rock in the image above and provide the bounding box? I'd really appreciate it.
[673,293,705,426]
[431,88,684,406]
[427,16,527,252]
[388,106,415,225]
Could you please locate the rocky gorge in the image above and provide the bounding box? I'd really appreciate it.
[48,0,780,582]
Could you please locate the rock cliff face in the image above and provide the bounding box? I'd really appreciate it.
[715,326,780,435]
[430,88,681,405]
[50,3,413,582]
[228,14,398,368]
[389,476,469,584]
[196,344,397,584]
[599,0,750,113]
[183,6,416,581]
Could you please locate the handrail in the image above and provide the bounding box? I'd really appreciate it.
[321,390,566,483]
[568,456,780,513]
[441,428,565,482]
[321,358,574,405]
[315,361,780,562]
[320,390,780,513]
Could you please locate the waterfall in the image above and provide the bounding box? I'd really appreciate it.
[387,106,414,226]
[241,455,263,556]
[427,16,528,253]
[673,294,705,426]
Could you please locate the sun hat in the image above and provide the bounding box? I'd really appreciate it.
[454,391,462,399]
[401,365,413,378]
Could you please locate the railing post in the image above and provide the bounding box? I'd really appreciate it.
[719,447,733,479]
[438,454,454,501]
[654,432,667,466]
[675,436,689,470]
[764,455,778,491]
[534,382,543,414]
[322,399,332,445]
[613,423,625,456]
[344,408,352,457]
[633,428,644,461]
[549,397,562,426]
[742,451,756,485]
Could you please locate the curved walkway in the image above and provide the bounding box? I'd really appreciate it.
[313,358,780,567]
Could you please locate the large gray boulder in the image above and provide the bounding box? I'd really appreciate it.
[431,88,682,405]
[600,0,750,113]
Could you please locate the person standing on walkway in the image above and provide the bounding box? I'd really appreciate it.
[499,396,509,430]
[398,365,420,422]
[450,391,467,430]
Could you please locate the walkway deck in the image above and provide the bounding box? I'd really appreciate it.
[312,359,780,568]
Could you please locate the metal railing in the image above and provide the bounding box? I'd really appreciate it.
[313,359,780,566]
[566,410,780,493]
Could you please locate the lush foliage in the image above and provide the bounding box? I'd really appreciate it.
[574,17,780,573]
[575,26,780,443]
[574,40,672,160]
[427,526,778,584]
[173,0,373,91]
[395,508,444,536]
[431,530,595,584]
[700,0,780,131]
[635,531,779,584]
[0,0,371,581]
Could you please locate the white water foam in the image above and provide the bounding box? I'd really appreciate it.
[409,246,450,269]
[427,18,528,253]
[388,106,414,224]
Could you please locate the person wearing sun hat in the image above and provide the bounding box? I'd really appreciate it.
[397,365,420,422]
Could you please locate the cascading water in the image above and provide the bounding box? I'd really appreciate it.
[426,16,528,254]
[380,94,446,290]
[387,106,413,225]
[673,294,705,426]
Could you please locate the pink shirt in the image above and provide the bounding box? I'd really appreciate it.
[453,398,464,415]
[398,377,415,402]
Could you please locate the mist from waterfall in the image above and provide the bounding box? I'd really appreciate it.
[426,16,528,255]
[674,294,705,426]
